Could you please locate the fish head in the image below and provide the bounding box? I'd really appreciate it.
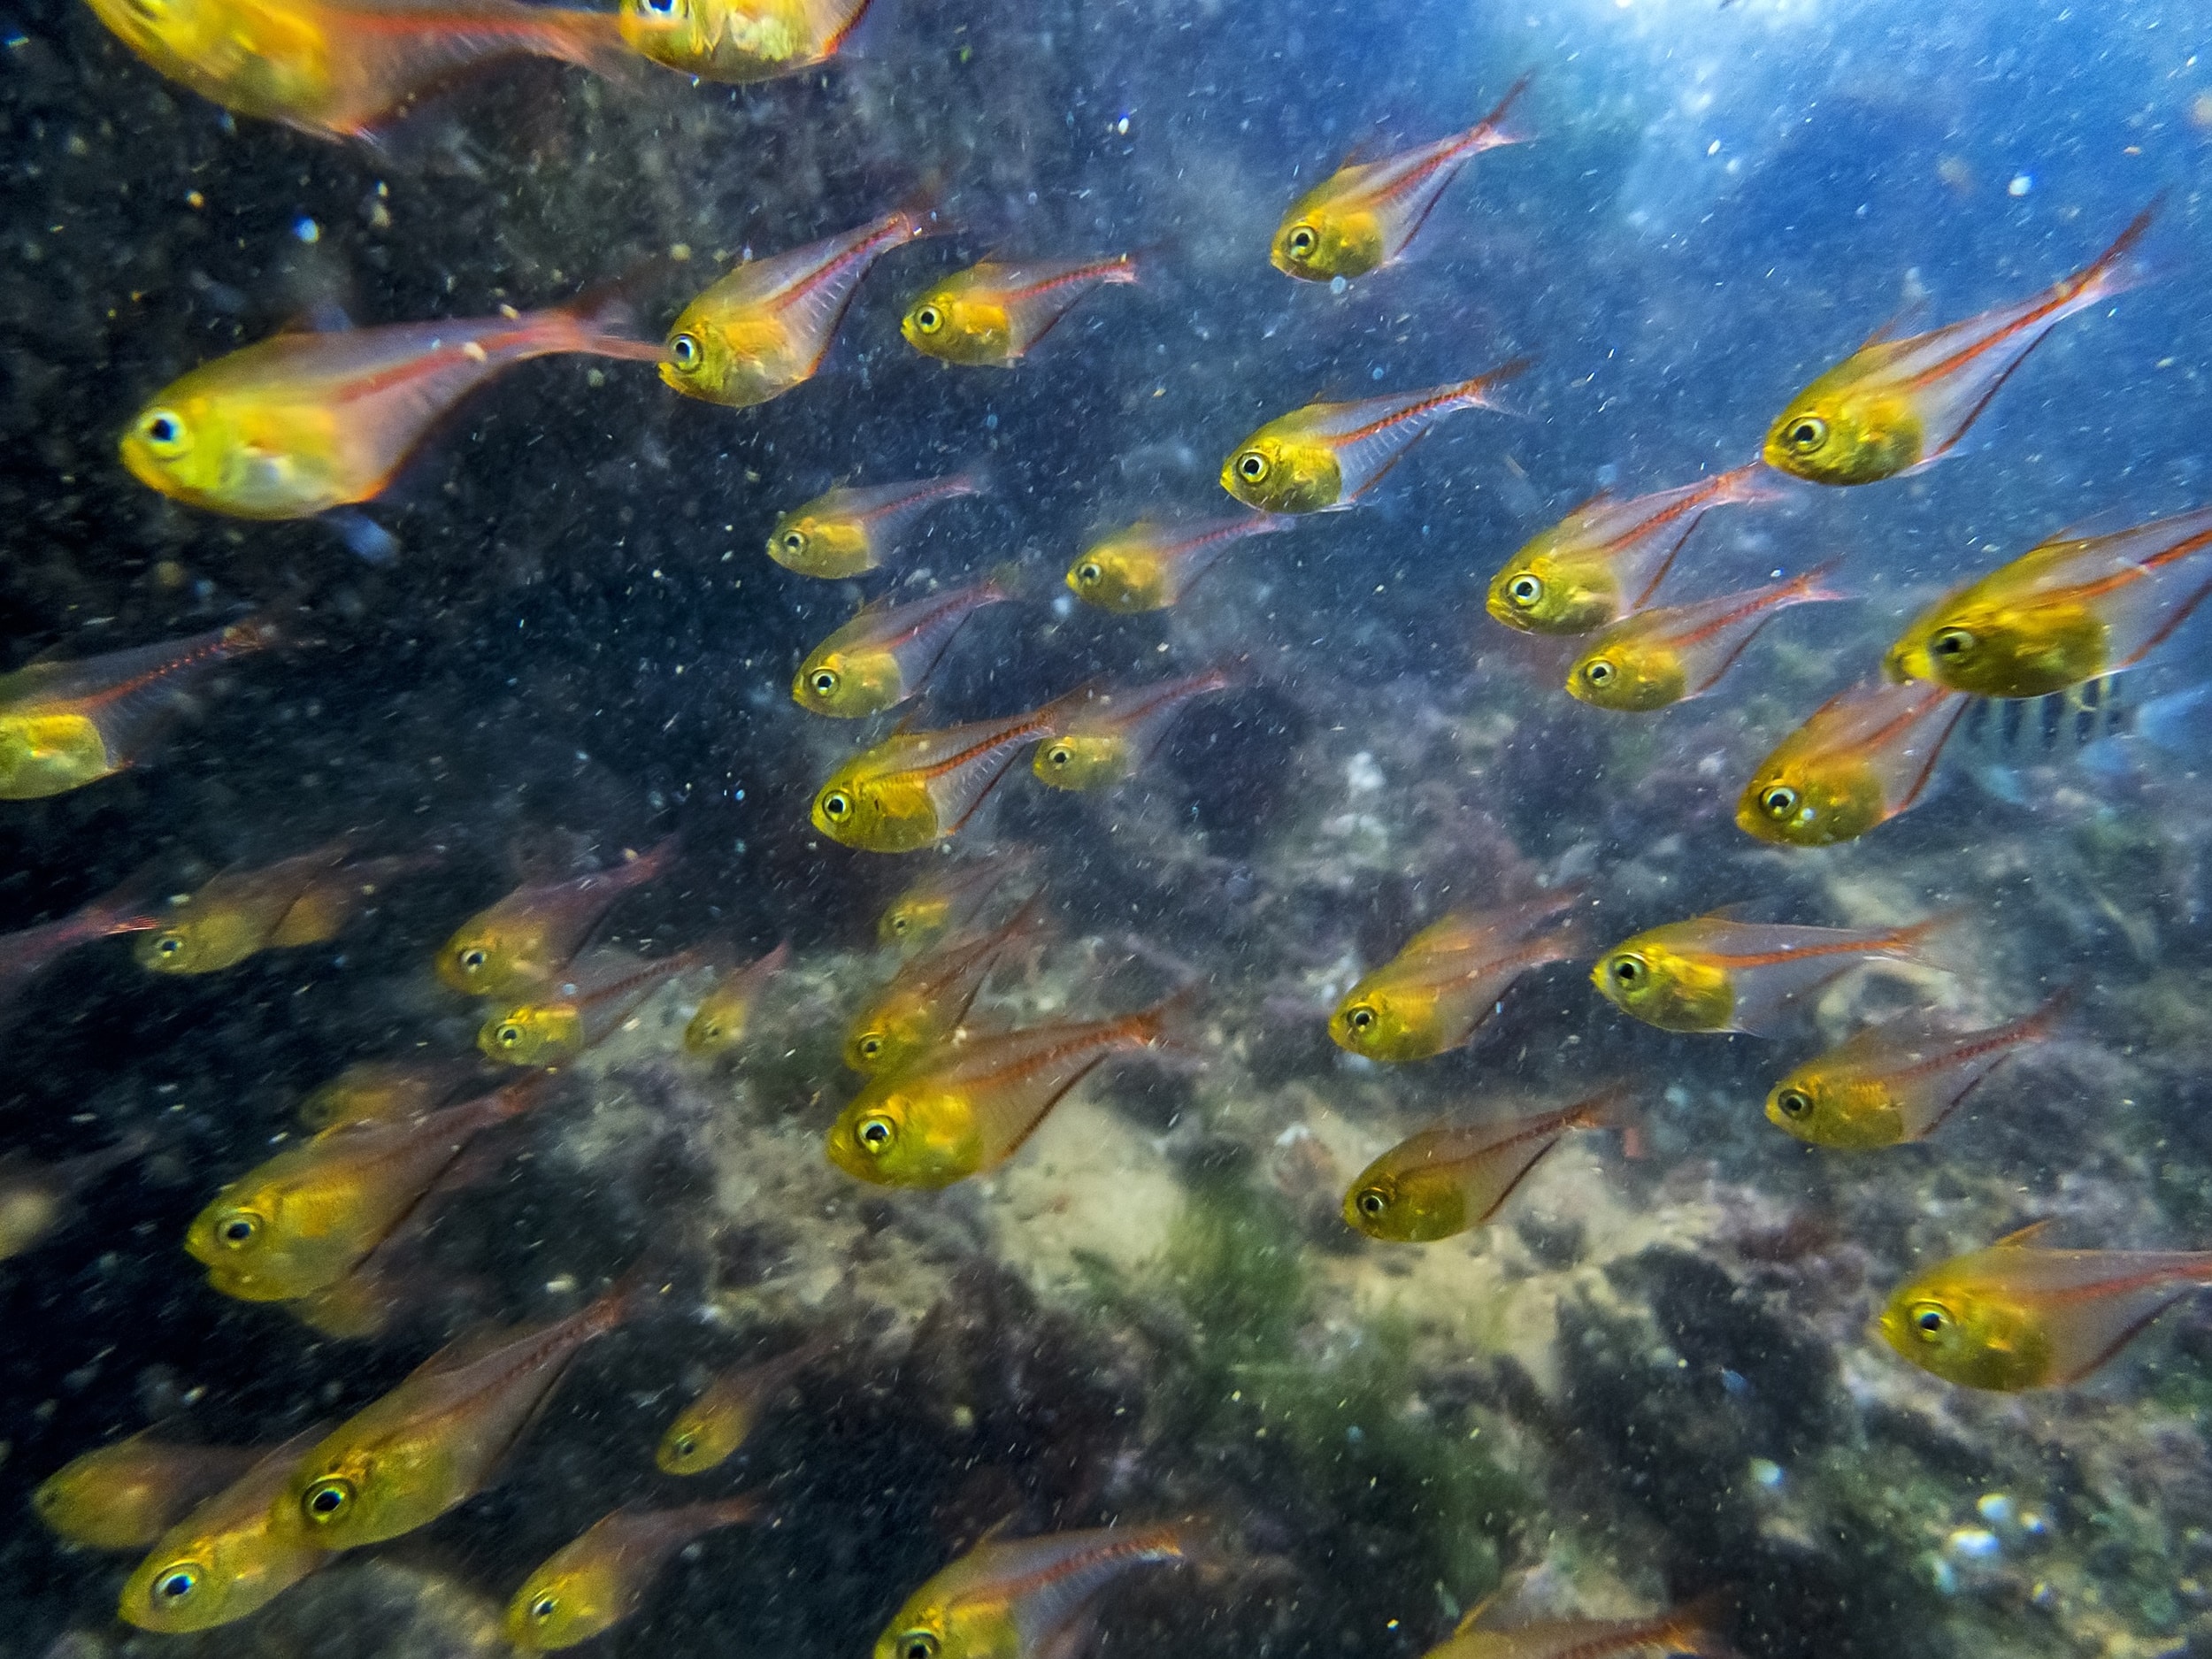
[32,1448,164,1548]
[879,892,949,949]
[812,771,940,853]
[119,386,234,510]
[657,1402,745,1474]
[120,1532,246,1634]
[1736,757,1886,848]
[1328,983,1434,1063]
[1066,541,1167,612]
[795,649,899,718]
[684,992,750,1056]
[507,1558,618,1652]
[1486,545,1617,634]
[1761,377,1922,487]
[0,1179,63,1259]
[616,0,709,70]
[1221,427,1340,515]
[842,1004,923,1075]
[133,903,253,976]
[1878,1268,2052,1391]
[902,290,1007,365]
[478,1002,583,1068]
[1766,1067,1904,1149]
[1592,938,1733,1032]
[284,1439,400,1550]
[1270,204,1382,283]
[80,0,233,117]
[1895,598,2106,700]
[1032,731,1130,792]
[826,1082,980,1188]
[876,1604,966,1659]
[1343,1159,1467,1243]
[770,511,872,578]
[0,711,114,801]
[659,307,776,408]
[184,1175,287,1284]
[1567,638,1684,711]
[435,922,534,997]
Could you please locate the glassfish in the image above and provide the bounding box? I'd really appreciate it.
[117,1429,328,1633]
[826,992,1187,1187]
[121,294,662,522]
[1567,565,1846,712]
[1736,679,1967,848]
[136,841,426,975]
[1032,667,1234,792]
[507,1497,762,1650]
[1767,987,2070,1149]
[1329,892,1581,1063]
[0,618,273,800]
[81,0,635,140]
[1882,503,2212,699]
[0,1133,150,1260]
[770,472,986,580]
[1764,206,2154,486]
[657,1333,833,1474]
[0,872,161,1017]
[1271,75,1530,282]
[811,687,1090,854]
[873,1523,1194,1659]
[1222,360,1528,515]
[33,1435,257,1552]
[877,846,1037,950]
[436,836,679,997]
[662,206,935,408]
[845,894,1050,1075]
[1485,465,1776,635]
[1065,513,1294,612]
[298,1055,490,1132]
[684,940,791,1056]
[278,1278,639,1549]
[902,254,1141,366]
[479,946,708,1067]
[1425,1593,1732,1659]
[1343,1086,1634,1243]
[1879,1222,2212,1391]
[794,572,1018,718]
[618,0,868,82]
[184,1075,549,1302]
[1593,913,1954,1035]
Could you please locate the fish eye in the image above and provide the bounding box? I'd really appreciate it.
[154,933,185,956]
[137,407,188,454]
[820,791,852,820]
[1286,225,1318,258]
[858,1035,883,1058]
[459,947,487,971]
[1759,783,1800,820]
[216,1210,260,1248]
[781,530,807,553]
[1784,414,1829,453]
[641,0,675,12]
[1356,1187,1388,1217]
[669,333,702,370]
[532,1595,559,1622]
[913,304,944,335]
[1236,450,1270,482]
[1506,573,1543,608]
[1046,743,1073,767]
[1345,1005,1376,1033]
[1932,626,1976,658]
[1775,1087,1814,1118]
[856,1113,896,1152]
[887,915,910,934]
[1581,659,1616,687]
[302,1477,355,1523]
[495,1023,525,1048]
[1076,562,1102,586]
[1908,1302,1949,1341]
[1608,955,1643,987]
[672,1432,697,1456]
[126,0,169,18]
[811,670,840,695]
[151,1563,201,1601]
[902,1632,940,1659]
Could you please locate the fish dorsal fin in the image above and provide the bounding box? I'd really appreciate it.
[1858,293,1931,350]
[1996,1218,2056,1249]
[1453,1590,1503,1636]
[282,300,357,335]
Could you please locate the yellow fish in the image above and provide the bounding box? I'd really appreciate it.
[811,688,1087,854]
[657,1333,833,1474]
[1486,464,1775,634]
[1343,1087,1633,1243]
[827,994,1186,1188]
[683,941,791,1056]
[1222,360,1527,514]
[136,841,425,975]
[1737,678,1967,847]
[770,472,987,579]
[1271,76,1531,282]
[0,1133,149,1260]
[1764,206,2154,486]
[297,1056,488,1132]
[618,0,868,82]
[873,1523,1194,1659]
[1767,987,2070,1149]
[479,947,707,1067]
[1882,503,2212,698]
[902,255,1141,366]
[507,1498,762,1650]
[663,206,935,408]
[1329,893,1581,1063]
[117,1429,327,1633]
[121,295,660,523]
[846,895,1050,1075]
[0,872,161,1016]
[795,572,1018,718]
[1593,913,1953,1035]
[1879,1221,2212,1391]
[82,0,633,140]
[33,1435,257,1552]
[1424,1594,1732,1659]
[1033,668,1233,792]
[184,1076,548,1302]
[436,837,680,998]
[1566,565,1845,712]
[0,618,273,800]
[1064,513,1294,612]
[877,847,1037,950]
[278,1279,637,1549]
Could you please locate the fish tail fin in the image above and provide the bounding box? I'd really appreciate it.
[982,558,1028,603]
[534,7,645,86]
[1889,906,1972,967]
[547,279,667,364]
[1124,980,1205,1058]
[1459,355,1535,413]
[613,832,684,888]
[950,460,996,498]
[1783,557,1854,606]
[591,1251,680,1333]
[1658,1590,1739,1658]
[1713,459,1792,507]
[218,612,285,657]
[1102,250,1145,286]
[685,1493,768,1531]
[2062,196,2162,310]
[2012,982,2079,1042]
[1576,1082,1645,1158]
[1471,71,1535,146]
[485,1071,563,1126]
